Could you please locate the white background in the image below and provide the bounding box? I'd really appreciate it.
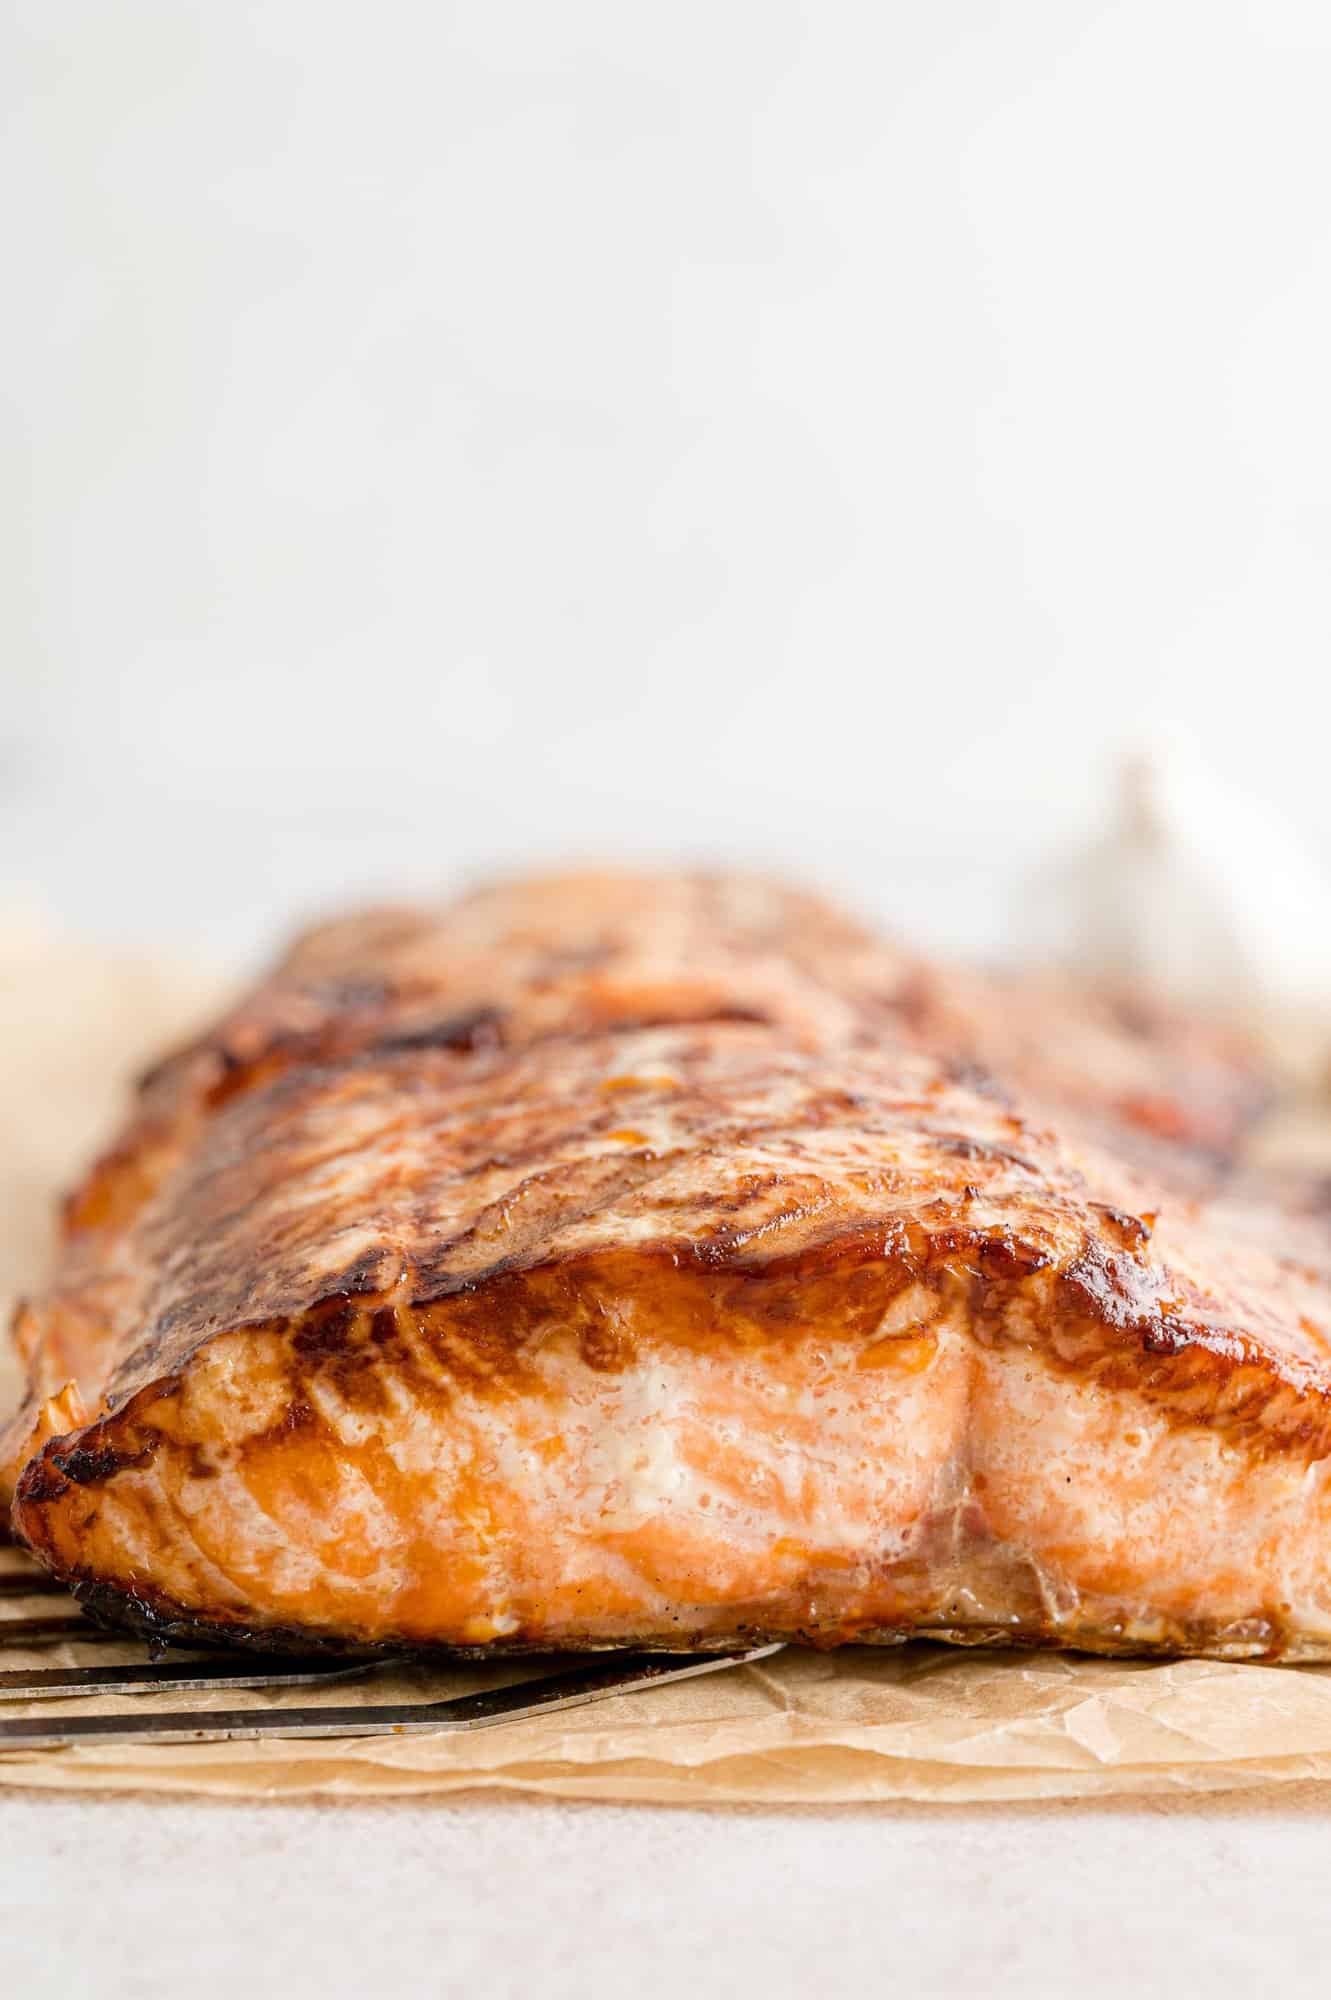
[5,8,1331,1995]
[4,1,1331,965]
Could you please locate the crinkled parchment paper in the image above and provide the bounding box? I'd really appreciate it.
[4,920,1331,1804]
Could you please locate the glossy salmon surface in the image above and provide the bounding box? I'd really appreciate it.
[7,870,1325,1662]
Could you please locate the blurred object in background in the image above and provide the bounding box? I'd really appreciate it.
[1019,746,1331,1080]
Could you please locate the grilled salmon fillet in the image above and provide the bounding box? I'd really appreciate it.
[7,869,1324,1662]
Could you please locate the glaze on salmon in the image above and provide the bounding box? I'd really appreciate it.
[7,871,1323,1663]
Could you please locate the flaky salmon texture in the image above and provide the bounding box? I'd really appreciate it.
[5,868,1330,1664]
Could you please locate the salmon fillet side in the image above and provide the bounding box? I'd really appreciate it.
[6,869,1329,1663]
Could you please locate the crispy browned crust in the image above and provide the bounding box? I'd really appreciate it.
[57,871,1271,1244]
[59,873,888,1231]
[3,869,1316,1659]
[20,1034,1331,1467]
[4,870,885,1487]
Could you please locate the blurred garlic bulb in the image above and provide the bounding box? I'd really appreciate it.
[1021,747,1331,1027]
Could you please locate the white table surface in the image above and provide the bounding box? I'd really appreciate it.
[4,1784,1331,1998]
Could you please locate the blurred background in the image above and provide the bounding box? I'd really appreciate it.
[4,1,1331,971]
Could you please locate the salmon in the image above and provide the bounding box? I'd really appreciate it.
[8,870,1325,1663]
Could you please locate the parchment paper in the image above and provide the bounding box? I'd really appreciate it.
[4,920,1331,1804]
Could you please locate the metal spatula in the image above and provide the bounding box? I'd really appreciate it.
[0,1644,782,1750]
